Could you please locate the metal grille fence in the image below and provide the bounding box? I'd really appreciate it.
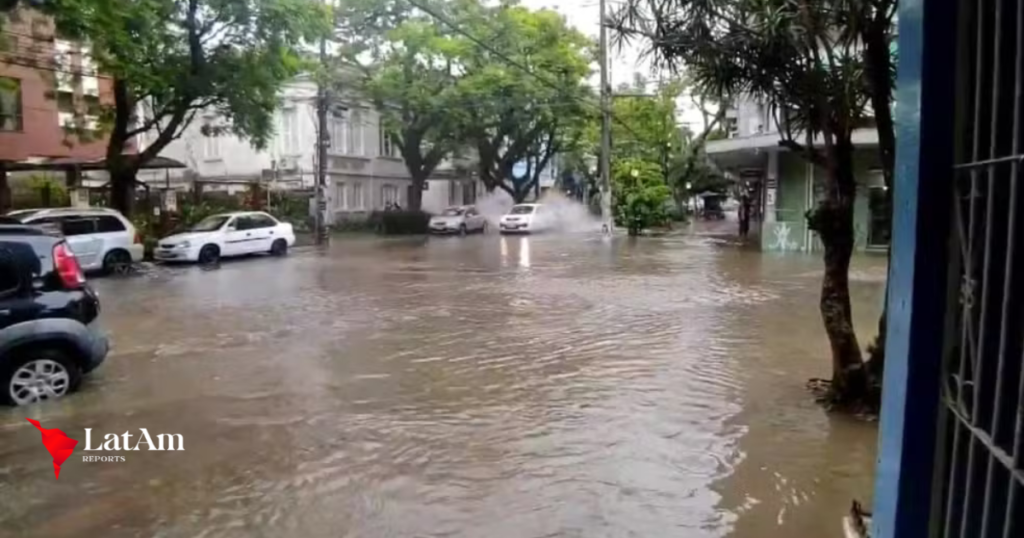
[938,0,1024,535]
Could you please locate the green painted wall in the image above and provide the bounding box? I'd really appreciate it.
[763,149,885,253]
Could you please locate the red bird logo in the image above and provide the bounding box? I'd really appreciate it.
[26,418,79,480]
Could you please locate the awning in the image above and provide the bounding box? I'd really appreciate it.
[1,155,187,172]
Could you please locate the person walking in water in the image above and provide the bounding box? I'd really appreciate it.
[738,193,751,238]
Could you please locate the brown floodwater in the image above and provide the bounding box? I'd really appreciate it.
[0,233,886,538]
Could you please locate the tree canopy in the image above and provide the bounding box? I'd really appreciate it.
[334,0,594,207]
[609,0,896,405]
[16,0,330,214]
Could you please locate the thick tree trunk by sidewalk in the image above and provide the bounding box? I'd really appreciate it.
[407,178,424,211]
[110,168,137,216]
[807,148,869,405]
[0,163,9,213]
[861,13,896,387]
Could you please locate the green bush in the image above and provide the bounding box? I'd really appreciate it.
[613,159,673,236]
[371,209,431,235]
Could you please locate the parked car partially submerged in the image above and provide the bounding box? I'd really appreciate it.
[154,211,295,264]
[429,206,487,235]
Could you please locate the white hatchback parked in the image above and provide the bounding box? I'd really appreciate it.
[6,207,144,273]
[154,211,296,264]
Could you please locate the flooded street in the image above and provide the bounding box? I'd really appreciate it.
[0,234,885,538]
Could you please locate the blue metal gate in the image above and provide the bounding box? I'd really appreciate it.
[934,0,1024,535]
[872,0,1024,536]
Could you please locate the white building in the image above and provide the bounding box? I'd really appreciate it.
[137,75,433,222]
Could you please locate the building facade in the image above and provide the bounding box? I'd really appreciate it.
[141,75,421,222]
[0,10,113,163]
[705,96,887,253]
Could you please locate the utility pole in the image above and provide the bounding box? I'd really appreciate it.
[598,0,613,235]
[314,24,329,246]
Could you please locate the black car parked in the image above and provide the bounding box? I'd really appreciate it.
[0,224,109,406]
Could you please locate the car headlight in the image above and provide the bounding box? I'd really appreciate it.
[178,241,191,248]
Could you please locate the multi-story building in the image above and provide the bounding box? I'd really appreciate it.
[704,95,887,253]
[0,10,113,164]
[143,74,485,220]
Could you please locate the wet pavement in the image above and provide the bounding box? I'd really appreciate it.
[0,234,886,538]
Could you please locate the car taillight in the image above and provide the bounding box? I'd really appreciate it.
[53,242,85,289]
[134,231,142,244]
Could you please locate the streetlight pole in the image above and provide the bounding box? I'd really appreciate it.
[598,0,613,235]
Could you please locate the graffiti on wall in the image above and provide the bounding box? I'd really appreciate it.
[767,221,802,251]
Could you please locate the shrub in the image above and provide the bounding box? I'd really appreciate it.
[371,209,431,235]
[613,159,672,236]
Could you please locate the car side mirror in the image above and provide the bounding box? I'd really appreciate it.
[226,224,236,231]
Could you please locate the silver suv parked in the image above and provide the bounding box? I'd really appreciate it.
[6,208,144,274]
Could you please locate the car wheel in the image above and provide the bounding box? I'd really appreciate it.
[459,224,467,236]
[198,244,220,264]
[270,239,288,256]
[102,249,133,275]
[1,347,82,406]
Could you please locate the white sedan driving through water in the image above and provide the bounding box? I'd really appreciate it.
[499,203,553,234]
[154,211,296,264]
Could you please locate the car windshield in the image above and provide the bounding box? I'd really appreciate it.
[191,215,231,232]
[509,205,536,215]
[442,208,465,216]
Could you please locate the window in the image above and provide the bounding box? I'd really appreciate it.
[0,245,23,296]
[61,217,97,236]
[448,180,460,206]
[380,126,397,157]
[95,216,126,233]
[54,40,73,92]
[249,214,277,228]
[202,129,222,160]
[349,110,363,155]
[867,186,891,247]
[233,216,255,231]
[281,109,299,154]
[350,182,364,209]
[0,77,22,131]
[336,182,347,209]
[382,184,399,207]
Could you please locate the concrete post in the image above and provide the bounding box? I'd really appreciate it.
[765,150,778,223]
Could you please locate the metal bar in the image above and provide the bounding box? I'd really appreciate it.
[954,0,990,534]
[948,404,1024,486]
[953,153,1024,170]
[1003,9,1024,538]
[978,0,1010,532]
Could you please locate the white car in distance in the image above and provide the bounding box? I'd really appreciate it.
[154,211,295,264]
[6,207,144,274]
[499,203,552,234]
[429,205,488,235]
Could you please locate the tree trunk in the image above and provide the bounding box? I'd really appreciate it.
[407,176,424,211]
[862,16,896,381]
[110,168,137,216]
[0,163,9,213]
[809,158,868,403]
